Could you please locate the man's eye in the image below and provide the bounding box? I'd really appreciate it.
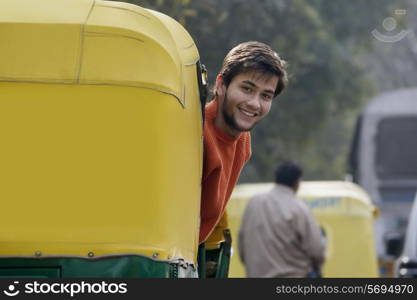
[242,86,252,93]
[263,94,272,100]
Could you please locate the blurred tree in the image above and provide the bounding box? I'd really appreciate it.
[117,0,404,181]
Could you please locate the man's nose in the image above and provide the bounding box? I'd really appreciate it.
[246,95,261,110]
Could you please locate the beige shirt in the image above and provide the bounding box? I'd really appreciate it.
[238,184,325,277]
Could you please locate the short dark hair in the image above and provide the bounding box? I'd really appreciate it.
[219,41,288,97]
[274,161,302,188]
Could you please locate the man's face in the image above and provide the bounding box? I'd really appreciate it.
[215,71,279,137]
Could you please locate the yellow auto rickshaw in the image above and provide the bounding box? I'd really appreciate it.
[228,181,380,277]
[0,0,207,277]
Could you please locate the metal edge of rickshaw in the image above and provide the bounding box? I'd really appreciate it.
[0,78,188,108]
[0,253,195,266]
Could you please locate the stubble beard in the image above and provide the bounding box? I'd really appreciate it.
[222,91,257,133]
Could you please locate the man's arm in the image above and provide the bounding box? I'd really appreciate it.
[298,203,326,272]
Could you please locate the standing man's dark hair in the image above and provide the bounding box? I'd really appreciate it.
[274,161,303,190]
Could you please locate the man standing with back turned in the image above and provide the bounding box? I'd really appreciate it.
[199,41,288,244]
[238,161,326,277]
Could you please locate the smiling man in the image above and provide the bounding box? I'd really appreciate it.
[200,41,288,244]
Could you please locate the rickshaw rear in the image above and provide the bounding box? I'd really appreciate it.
[0,0,205,278]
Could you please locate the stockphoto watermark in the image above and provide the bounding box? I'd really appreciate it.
[372,9,411,43]
[2,280,128,297]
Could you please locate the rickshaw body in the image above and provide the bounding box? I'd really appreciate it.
[228,181,380,277]
[0,0,204,277]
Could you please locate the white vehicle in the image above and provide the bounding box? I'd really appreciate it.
[395,193,417,278]
[348,88,417,275]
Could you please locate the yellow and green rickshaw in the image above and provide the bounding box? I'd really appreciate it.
[0,0,211,278]
[227,181,380,277]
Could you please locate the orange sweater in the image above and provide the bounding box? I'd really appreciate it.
[200,100,251,243]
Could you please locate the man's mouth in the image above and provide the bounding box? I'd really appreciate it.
[239,108,258,117]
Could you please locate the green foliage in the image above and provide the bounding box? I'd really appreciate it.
[118,0,403,181]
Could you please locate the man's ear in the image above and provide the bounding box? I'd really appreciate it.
[293,180,300,193]
[215,74,226,98]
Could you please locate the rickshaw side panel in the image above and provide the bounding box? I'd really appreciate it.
[314,216,379,277]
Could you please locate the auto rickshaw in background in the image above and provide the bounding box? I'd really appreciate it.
[228,181,380,277]
[0,0,210,277]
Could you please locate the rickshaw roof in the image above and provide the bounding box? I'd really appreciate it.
[0,0,199,105]
[232,181,373,206]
